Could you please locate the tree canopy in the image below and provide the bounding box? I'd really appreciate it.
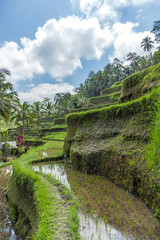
[151,20,160,44]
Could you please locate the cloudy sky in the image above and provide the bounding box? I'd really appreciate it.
[0,0,159,103]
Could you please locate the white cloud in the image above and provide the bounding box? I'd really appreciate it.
[80,0,100,16]
[73,0,156,21]
[0,41,44,84]
[131,0,155,5]
[109,22,156,61]
[0,16,113,84]
[18,83,75,103]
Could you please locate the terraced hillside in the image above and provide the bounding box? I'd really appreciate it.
[1,64,160,239]
[64,63,160,218]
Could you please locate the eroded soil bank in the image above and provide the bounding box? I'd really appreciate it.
[64,89,160,217]
[0,166,18,240]
[33,162,160,240]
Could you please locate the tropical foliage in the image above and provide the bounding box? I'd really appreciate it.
[141,36,154,53]
[11,101,34,137]
[0,68,19,122]
[151,20,160,44]
[1,20,160,128]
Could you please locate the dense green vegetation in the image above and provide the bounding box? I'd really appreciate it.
[0,21,160,132]
[64,70,160,218]
[0,20,160,239]
[6,141,80,239]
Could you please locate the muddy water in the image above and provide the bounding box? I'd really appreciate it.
[33,162,160,240]
[0,166,17,240]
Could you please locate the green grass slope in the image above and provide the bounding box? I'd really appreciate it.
[6,141,80,239]
[64,86,160,218]
[120,63,160,102]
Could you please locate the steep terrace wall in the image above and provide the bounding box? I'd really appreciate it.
[87,94,119,107]
[64,89,160,216]
[100,82,122,96]
[119,63,160,103]
[6,141,79,239]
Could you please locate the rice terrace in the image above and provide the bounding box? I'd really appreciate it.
[0,3,160,240]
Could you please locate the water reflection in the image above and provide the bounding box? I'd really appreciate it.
[0,166,17,240]
[33,163,160,240]
[33,164,71,189]
[78,212,134,240]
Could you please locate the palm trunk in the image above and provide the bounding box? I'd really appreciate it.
[37,120,39,136]
[23,119,25,138]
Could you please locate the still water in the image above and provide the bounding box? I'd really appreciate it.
[33,162,160,240]
[0,166,17,240]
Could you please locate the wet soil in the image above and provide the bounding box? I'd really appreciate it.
[0,166,18,240]
[33,162,160,240]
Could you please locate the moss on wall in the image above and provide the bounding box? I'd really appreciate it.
[64,87,160,217]
[6,178,37,238]
[53,118,66,125]
[86,82,122,107]
[6,141,80,239]
[120,63,160,103]
[70,103,116,113]
[87,95,118,107]
[100,84,122,96]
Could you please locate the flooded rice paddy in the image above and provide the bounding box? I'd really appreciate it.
[0,166,17,240]
[33,162,160,240]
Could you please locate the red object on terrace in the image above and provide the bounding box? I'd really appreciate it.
[17,134,24,147]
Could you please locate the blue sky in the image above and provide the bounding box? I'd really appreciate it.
[0,0,159,103]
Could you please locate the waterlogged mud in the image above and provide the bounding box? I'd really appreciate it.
[0,166,17,240]
[33,162,160,240]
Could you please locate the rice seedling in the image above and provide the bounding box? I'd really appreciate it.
[135,229,137,238]
[52,162,160,240]
[117,203,120,212]
[148,226,152,239]
[98,208,100,215]
[143,221,145,228]
[103,215,107,227]
[124,214,127,221]
[96,215,99,229]
[131,218,134,229]
[91,209,95,216]
[120,222,123,231]
[98,230,101,240]
[91,233,94,240]
[108,226,112,236]
[126,230,128,240]
[128,199,131,208]
[154,217,157,225]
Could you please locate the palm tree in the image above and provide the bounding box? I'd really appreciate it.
[30,101,43,134]
[141,36,154,53]
[11,101,33,137]
[0,68,19,122]
[42,98,55,117]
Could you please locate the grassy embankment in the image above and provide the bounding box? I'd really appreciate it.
[64,64,160,218]
[2,124,80,240]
